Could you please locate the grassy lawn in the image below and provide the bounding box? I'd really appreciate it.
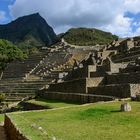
[27,98,80,108]
[8,101,140,140]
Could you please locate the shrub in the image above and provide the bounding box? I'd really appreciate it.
[0,93,5,103]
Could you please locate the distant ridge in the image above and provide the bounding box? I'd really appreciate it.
[0,13,58,47]
[63,28,118,46]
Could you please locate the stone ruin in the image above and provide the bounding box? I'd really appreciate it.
[43,37,140,102]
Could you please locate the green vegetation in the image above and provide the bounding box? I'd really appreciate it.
[27,98,80,108]
[64,28,118,46]
[9,101,140,140]
[0,114,4,123]
[0,13,58,47]
[0,39,27,71]
[0,93,5,103]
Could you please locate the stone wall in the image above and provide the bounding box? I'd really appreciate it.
[48,78,87,93]
[86,77,105,87]
[4,115,29,140]
[88,84,140,98]
[130,84,140,97]
[88,84,131,98]
[67,65,96,80]
[68,67,87,80]
[48,77,105,94]
[38,91,114,104]
[110,63,128,73]
[106,73,140,84]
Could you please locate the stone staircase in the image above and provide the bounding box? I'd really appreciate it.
[0,46,75,103]
[30,51,72,79]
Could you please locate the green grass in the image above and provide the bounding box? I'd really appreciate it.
[27,98,80,108]
[8,101,140,140]
[0,114,4,123]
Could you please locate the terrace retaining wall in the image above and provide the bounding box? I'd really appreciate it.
[48,78,105,94]
[38,91,114,104]
[48,78,87,93]
[4,115,29,140]
[106,73,140,84]
[88,84,140,98]
[88,84,131,98]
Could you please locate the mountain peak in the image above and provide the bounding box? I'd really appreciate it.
[0,13,58,46]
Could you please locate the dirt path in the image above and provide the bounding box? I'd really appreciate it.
[0,125,7,140]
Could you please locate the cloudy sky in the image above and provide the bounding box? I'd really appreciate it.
[1,0,140,37]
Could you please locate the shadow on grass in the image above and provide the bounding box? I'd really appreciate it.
[35,98,82,105]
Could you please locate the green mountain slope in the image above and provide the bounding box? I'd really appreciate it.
[63,28,118,46]
[0,13,58,47]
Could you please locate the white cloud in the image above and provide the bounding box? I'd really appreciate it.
[124,0,140,14]
[8,0,140,37]
[101,14,133,37]
[0,11,7,22]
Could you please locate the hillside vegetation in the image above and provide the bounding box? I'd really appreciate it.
[0,13,58,47]
[63,28,118,46]
[0,39,27,71]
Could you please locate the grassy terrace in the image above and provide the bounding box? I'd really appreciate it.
[27,98,80,108]
[8,101,140,140]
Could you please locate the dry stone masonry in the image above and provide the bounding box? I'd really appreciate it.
[39,37,140,102]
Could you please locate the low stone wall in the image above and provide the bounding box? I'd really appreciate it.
[88,84,131,98]
[4,115,29,140]
[38,91,114,104]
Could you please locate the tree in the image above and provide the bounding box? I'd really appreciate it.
[0,39,27,74]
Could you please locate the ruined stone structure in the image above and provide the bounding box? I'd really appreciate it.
[2,36,140,103]
[44,37,140,102]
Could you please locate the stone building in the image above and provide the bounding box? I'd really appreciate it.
[39,38,140,103]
